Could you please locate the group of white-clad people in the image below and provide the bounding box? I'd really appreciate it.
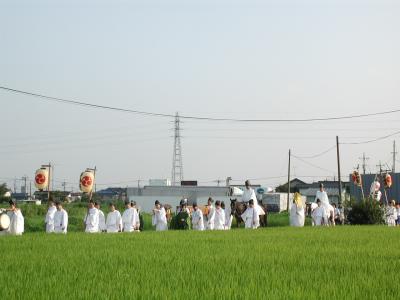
[158,180,265,231]
[289,183,345,227]
[0,200,25,235]
[44,200,141,234]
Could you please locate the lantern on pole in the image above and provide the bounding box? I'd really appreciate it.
[384,173,392,188]
[352,171,362,187]
[79,170,95,194]
[34,168,49,191]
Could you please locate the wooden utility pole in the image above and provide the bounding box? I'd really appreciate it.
[359,153,369,175]
[392,140,397,173]
[287,149,291,211]
[89,166,97,202]
[41,162,52,201]
[336,136,343,205]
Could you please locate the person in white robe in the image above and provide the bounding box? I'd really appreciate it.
[152,200,168,231]
[206,198,215,230]
[95,202,106,232]
[312,199,327,226]
[122,201,140,232]
[242,180,265,217]
[221,201,233,230]
[106,203,122,233]
[386,200,397,227]
[396,203,400,226]
[84,201,99,233]
[315,183,331,211]
[45,200,57,233]
[241,200,259,229]
[54,202,68,234]
[290,192,305,227]
[7,201,24,235]
[191,203,204,231]
[213,201,226,230]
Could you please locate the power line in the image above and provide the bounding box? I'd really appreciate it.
[3,85,400,122]
[291,154,336,174]
[341,130,400,145]
[293,145,336,159]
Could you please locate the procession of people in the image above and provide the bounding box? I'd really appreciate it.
[2,180,400,236]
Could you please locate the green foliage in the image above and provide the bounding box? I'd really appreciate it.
[1,227,400,299]
[347,197,385,225]
[0,183,10,203]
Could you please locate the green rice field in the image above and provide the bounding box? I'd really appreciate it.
[1,226,399,299]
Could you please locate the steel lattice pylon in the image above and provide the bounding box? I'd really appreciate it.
[171,112,183,186]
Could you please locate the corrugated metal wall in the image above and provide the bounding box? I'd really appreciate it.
[349,173,400,202]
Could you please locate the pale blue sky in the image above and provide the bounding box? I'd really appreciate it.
[1,0,399,191]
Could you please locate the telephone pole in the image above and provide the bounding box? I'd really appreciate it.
[336,136,343,205]
[171,112,183,186]
[359,153,369,175]
[286,149,291,211]
[392,140,397,173]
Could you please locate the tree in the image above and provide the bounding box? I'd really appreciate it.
[0,183,8,196]
[347,197,385,225]
[0,183,10,203]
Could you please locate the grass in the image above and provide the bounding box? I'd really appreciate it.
[1,226,399,299]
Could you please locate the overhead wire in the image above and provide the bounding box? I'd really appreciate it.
[2,85,400,122]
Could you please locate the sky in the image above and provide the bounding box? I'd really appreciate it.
[1,0,399,192]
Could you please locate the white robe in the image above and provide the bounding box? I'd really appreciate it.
[241,207,259,229]
[122,208,140,232]
[98,210,106,232]
[315,191,330,209]
[224,206,233,230]
[54,209,68,234]
[312,206,327,226]
[214,208,226,230]
[84,208,99,233]
[45,206,57,233]
[152,207,168,231]
[206,205,215,230]
[290,203,305,227]
[386,206,397,226]
[192,209,204,231]
[242,188,265,216]
[7,209,24,235]
[106,210,122,233]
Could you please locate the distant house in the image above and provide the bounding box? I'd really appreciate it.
[297,180,350,204]
[95,187,127,202]
[11,192,29,201]
[275,178,307,193]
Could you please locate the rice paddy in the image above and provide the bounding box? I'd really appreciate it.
[1,226,399,299]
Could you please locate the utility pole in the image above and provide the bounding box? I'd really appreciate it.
[377,161,383,174]
[286,149,291,211]
[62,180,66,192]
[29,181,32,199]
[171,112,183,186]
[392,140,397,173]
[40,162,52,201]
[336,136,343,205]
[359,153,369,175]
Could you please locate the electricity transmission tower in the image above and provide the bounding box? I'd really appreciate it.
[171,112,183,186]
